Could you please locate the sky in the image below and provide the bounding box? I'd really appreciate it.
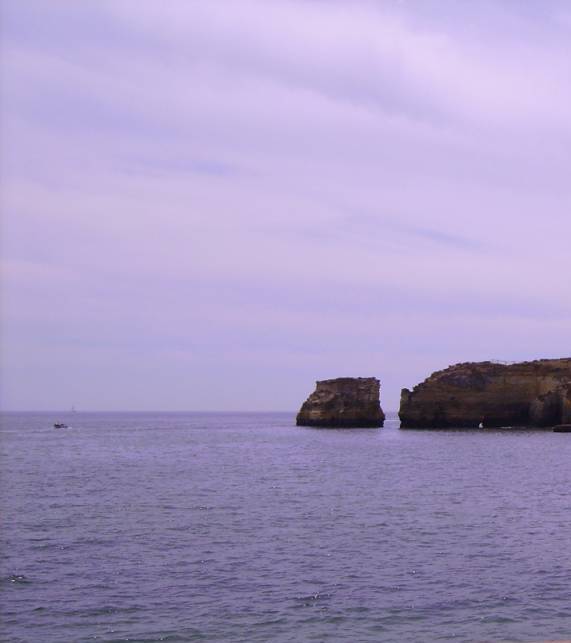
[1,0,570,412]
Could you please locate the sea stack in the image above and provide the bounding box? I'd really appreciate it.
[399,358,571,428]
[296,377,385,427]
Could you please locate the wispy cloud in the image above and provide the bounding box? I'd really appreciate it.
[405,226,482,251]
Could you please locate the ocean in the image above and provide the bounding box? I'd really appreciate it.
[1,412,570,642]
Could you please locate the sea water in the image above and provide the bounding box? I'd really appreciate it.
[1,412,570,642]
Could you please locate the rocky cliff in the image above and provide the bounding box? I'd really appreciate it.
[296,377,385,427]
[399,358,571,428]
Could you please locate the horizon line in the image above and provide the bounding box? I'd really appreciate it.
[0,409,399,414]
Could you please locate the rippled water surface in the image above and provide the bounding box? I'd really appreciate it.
[1,412,570,643]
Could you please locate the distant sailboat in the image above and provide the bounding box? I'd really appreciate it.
[54,406,75,429]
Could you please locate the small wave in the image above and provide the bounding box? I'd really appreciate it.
[2,574,31,585]
[293,591,333,607]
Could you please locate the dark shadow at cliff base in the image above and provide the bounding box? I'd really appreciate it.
[296,421,383,429]
[399,425,557,432]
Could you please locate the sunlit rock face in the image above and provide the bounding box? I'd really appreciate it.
[296,377,385,428]
[399,359,571,429]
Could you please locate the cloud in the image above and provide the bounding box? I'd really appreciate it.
[1,0,570,410]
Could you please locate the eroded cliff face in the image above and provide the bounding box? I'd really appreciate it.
[399,358,571,428]
[296,377,385,427]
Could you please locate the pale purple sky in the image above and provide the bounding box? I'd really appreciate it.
[1,1,570,411]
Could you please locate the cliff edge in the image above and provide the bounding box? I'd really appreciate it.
[399,358,571,428]
[297,377,385,428]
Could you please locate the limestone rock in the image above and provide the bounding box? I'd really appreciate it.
[399,358,571,428]
[296,377,385,428]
